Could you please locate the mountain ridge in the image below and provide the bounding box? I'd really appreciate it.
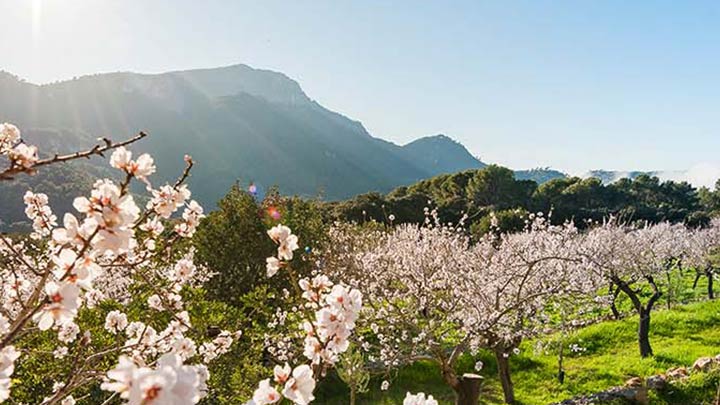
[0,64,487,208]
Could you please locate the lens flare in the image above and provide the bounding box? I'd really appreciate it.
[267,206,281,220]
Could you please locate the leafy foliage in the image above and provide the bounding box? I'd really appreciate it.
[329,166,718,231]
[193,184,329,306]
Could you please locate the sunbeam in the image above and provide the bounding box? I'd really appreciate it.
[31,0,43,45]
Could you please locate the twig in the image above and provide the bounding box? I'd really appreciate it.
[0,131,148,181]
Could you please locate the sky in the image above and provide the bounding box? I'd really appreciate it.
[2,0,720,178]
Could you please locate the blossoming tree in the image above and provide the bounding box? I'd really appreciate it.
[463,215,593,404]
[578,220,687,358]
[0,123,238,404]
[686,219,720,299]
[322,215,485,404]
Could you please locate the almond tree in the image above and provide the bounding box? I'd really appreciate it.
[463,214,592,404]
[322,214,484,405]
[687,219,720,299]
[578,220,684,358]
[0,123,240,404]
[323,213,591,405]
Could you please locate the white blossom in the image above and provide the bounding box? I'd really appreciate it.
[105,310,129,334]
[403,392,438,405]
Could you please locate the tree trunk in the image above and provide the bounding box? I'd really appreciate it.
[609,284,621,320]
[665,271,672,310]
[494,349,515,404]
[350,386,356,405]
[638,308,653,358]
[693,272,702,289]
[610,302,620,319]
[613,276,660,358]
[707,269,715,299]
[454,374,483,405]
[557,340,565,384]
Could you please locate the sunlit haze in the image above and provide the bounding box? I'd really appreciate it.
[2,0,720,177]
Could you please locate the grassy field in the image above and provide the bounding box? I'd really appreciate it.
[315,298,720,404]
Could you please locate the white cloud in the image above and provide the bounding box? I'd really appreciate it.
[578,163,720,189]
[654,163,720,189]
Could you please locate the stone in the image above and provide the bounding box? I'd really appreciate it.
[646,374,667,391]
[693,356,715,372]
[667,367,689,379]
[625,376,644,387]
[608,386,638,399]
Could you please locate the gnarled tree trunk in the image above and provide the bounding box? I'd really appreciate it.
[638,308,653,357]
[612,276,661,358]
[609,282,621,319]
[693,272,702,289]
[557,339,566,384]
[707,267,715,299]
[494,349,515,404]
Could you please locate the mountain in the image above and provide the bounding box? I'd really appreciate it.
[398,134,486,174]
[0,65,488,227]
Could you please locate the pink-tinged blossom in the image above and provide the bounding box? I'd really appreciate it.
[255,226,362,404]
[273,363,291,385]
[148,294,163,311]
[267,224,299,261]
[175,200,204,237]
[251,379,281,404]
[110,147,156,180]
[0,346,20,402]
[72,179,140,254]
[8,143,38,168]
[0,123,20,153]
[59,395,76,405]
[58,322,80,344]
[100,355,136,399]
[52,213,97,247]
[147,184,191,219]
[298,275,332,303]
[140,216,165,236]
[281,364,316,405]
[266,257,281,278]
[23,191,57,238]
[33,282,80,331]
[104,353,207,405]
[104,310,129,334]
[173,259,196,283]
[172,337,198,361]
[51,248,77,279]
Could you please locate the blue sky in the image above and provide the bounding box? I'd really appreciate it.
[2,0,720,177]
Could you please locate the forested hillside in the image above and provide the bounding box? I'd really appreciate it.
[326,165,720,236]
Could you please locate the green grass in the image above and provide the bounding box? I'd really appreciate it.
[315,299,720,404]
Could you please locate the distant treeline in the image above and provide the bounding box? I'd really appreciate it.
[323,165,720,235]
